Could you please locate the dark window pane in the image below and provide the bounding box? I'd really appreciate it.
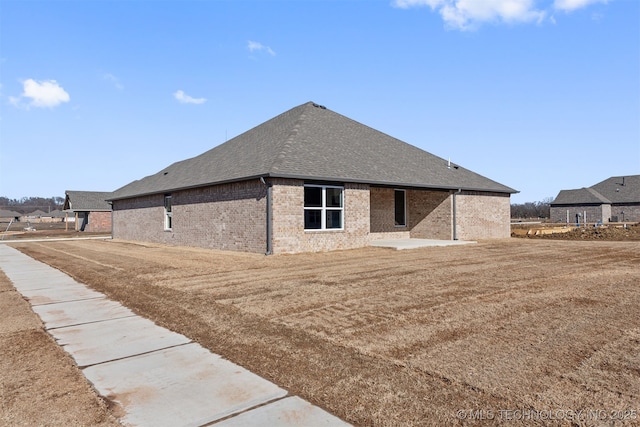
[326,210,342,229]
[395,190,406,226]
[326,187,343,207]
[304,209,322,229]
[304,186,322,207]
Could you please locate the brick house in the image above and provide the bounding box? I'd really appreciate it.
[550,175,640,224]
[63,191,113,232]
[109,102,516,254]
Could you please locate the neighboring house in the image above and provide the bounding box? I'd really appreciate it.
[550,175,640,224]
[109,102,517,254]
[63,191,113,232]
[43,209,67,223]
[0,210,21,223]
[20,210,47,223]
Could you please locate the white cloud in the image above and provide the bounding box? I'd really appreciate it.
[173,90,206,105]
[554,0,608,12]
[247,40,276,56]
[11,79,70,108]
[103,73,124,90]
[394,0,608,30]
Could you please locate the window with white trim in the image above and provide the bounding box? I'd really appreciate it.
[164,195,173,231]
[304,185,343,230]
[394,189,406,227]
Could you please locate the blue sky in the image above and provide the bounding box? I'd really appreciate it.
[1,0,638,204]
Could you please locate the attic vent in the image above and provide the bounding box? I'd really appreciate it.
[312,103,326,109]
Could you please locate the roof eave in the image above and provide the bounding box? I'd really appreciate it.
[265,172,517,194]
[109,170,517,201]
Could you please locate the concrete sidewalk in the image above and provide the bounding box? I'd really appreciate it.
[0,245,350,427]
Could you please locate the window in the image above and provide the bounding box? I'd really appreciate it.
[394,189,406,227]
[164,195,172,230]
[304,185,343,230]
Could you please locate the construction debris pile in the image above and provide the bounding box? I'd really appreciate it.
[512,223,640,241]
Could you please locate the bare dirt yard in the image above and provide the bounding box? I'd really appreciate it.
[0,270,120,426]
[4,238,640,426]
[512,222,640,241]
[1,221,110,240]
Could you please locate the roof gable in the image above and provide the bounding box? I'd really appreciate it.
[111,102,516,200]
[552,175,639,205]
[0,209,21,218]
[591,175,640,204]
[64,191,113,211]
[552,188,611,205]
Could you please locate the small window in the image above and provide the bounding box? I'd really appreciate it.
[394,189,406,227]
[164,195,172,230]
[304,185,343,230]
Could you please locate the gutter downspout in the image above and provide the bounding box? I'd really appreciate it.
[452,189,462,240]
[108,202,114,240]
[262,177,273,255]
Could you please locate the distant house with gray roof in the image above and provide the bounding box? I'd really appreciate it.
[63,191,112,232]
[550,175,640,223]
[0,209,22,222]
[110,102,517,254]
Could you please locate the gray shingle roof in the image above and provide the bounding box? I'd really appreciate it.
[64,191,112,211]
[0,209,22,218]
[591,175,640,204]
[551,175,640,205]
[551,188,611,205]
[48,209,67,218]
[110,102,516,200]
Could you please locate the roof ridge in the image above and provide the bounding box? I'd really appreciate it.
[268,102,314,174]
[585,187,611,203]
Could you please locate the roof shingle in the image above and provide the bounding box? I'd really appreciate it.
[111,102,516,200]
[551,175,640,205]
[64,191,113,211]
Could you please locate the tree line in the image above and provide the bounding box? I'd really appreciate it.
[510,198,552,219]
[0,196,64,214]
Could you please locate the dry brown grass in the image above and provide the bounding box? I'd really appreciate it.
[10,238,640,426]
[0,270,120,427]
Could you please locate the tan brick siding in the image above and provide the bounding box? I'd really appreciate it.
[454,191,511,239]
[407,189,452,239]
[271,179,370,254]
[113,180,267,253]
[113,178,511,253]
[370,187,452,240]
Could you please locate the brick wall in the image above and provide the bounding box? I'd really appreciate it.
[370,187,452,239]
[454,191,511,239]
[112,180,267,253]
[271,179,370,254]
[550,205,609,224]
[612,204,640,222]
[113,178,512,254]
[407,189,452,239]
[86,211,112,232]
[551,204,640,223]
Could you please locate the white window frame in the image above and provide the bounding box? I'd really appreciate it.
[164,195,173,231]
[304,184,344,231]
[394,189,406,227]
